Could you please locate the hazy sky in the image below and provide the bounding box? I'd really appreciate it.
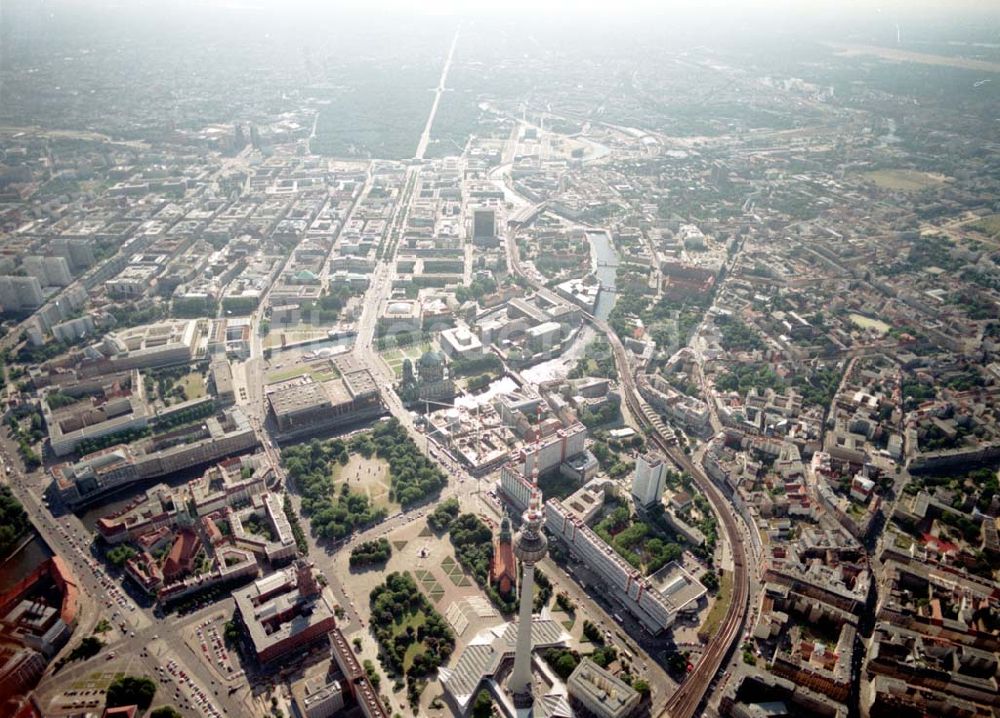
[200,0,1000,16]
[10,0,1000,16]
[2,0,997,51]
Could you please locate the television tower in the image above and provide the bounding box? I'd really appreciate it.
[509,476,548,706]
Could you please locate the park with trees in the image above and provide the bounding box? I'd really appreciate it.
[426,497,459,532]
[349,537,392,568]
[594,506,684,575]
[0,486,29,555]
[105,675,156,711]
[369,571,455,706]
[281,439,388,540]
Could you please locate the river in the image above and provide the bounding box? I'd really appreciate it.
[0,531,53,587]
[75,462,216,532]
[588,229,618,321]
[519,228,619,385]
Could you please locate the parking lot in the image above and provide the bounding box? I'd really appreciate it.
[52,671,121,713]
[161,658,224,718]
[192,614,241,681]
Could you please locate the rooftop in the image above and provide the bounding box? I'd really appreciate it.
[567,657,640,717]
[267,379,329,416]
[233,563,339,661]
[439,618,570,712]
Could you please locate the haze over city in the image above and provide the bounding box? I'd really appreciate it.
[0,2,998,718]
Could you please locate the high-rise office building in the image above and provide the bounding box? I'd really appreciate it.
[631,452,667,508]
[472,208,498,247]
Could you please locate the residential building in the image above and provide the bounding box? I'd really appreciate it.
[0,275,44,311]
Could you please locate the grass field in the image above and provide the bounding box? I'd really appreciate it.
[265,359,341,384]
[395,612,428,671]
[380,342,433,379]
[698,570,733,641]
[440,555,472,587]
[829,41,1000,73]
[331,454,398,512]
[969,214,1000,239]
[414,569,446,604]
[861,169,947,192]
[849,313,891,335]
[176,371,206,400]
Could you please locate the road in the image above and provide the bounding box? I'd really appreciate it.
[0,434,249,717]
[37,599,251,718]
[414,27,460,161]
[0,433,146,638]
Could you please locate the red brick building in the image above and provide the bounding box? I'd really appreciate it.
[490,516,517,596]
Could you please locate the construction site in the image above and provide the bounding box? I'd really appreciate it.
[422,401,516,476]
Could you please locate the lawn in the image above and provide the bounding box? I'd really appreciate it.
[71,672,117,692]
[414,569,446,604]
[382,349,404,363]
[848,313,891,335]
[861,169,947,192]
[380,342,433,379]
[440,555,472,587]
[698,570,733,641]
[377,611,431,671]
[891,532,914,551]
[331,454,398,512]
[265,359,341,384]
[176,371,206,400]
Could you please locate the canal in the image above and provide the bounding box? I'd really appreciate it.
[588,229,619,322]
[0,531,53,587]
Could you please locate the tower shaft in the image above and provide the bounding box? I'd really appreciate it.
[510,557,536,701]
[510,479,547,707]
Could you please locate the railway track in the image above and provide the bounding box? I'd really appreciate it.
[506,216,750,718]
[595,315,750,718]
